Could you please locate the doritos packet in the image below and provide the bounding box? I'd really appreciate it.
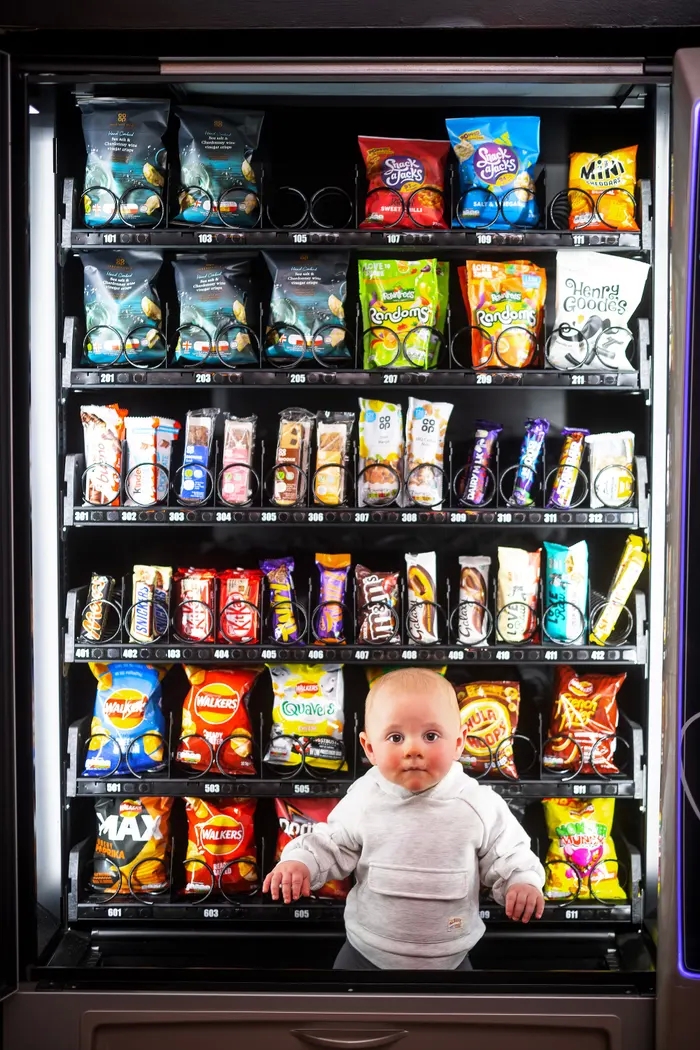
[543,797,626,901]
[176,666,259,776]
[274,797,350,899]
[265,663,346,771]
[455,681,520,778]
[184,797,258,894]
[543,665,625,776]
[84,662,167,777]
[92,796,172,895]
[568,146,638,232]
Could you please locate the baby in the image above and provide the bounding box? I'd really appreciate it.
[263,667,545,970]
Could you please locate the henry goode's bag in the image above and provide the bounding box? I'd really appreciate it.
[173,254,257,366]
[91,796,173,894]
[82,250,164,366]
[264,252,350,363]
[175,106,263,227]
[79,98,169,228]
[84,662,167,776]
[543,797,626,901]
[274,797,351,899]
[265,663,347,771]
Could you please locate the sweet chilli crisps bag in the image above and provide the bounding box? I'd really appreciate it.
[184,798,258,894]
[274,797,351,899]
[265,663,347,771]
[84,662,167,777]
[460,260,546,369]
[543,665,625,776]
[359,259,445,369]
[543,797,626,901]
[455,681,520,778]
[359,136,449,230]
[176,666,259,776]
[568,146,638,232]
[92,796,172,894]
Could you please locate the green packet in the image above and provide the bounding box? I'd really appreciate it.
[358,258,448,370]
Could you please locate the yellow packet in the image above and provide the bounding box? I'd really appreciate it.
[543,797,626,901]
[591,534,647,645]
[568,146,638,231]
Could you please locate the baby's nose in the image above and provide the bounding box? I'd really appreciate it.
[404,738,423,756]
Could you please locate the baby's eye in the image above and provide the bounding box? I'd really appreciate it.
[388,733,403,744]
[424,731,440,742]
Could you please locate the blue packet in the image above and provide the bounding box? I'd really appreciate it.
[508,418,549,507]
[173,254,258,366]
[179,408,219,504]
[446,116,540,229]
[543,540,589,645]
[84,662,167,776]
[82,250,164,366]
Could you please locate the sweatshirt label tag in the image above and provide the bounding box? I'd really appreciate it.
[448,917,464,931]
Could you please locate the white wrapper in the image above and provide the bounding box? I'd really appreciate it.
[458,555,491,646]
[586,431,635,509]
[496,547,541,644]
[405,551,439,644]
[358,399,404,506]
[404,397,453,509]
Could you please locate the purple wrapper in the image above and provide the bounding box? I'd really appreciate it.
[316,555,350,642]
[460,420,502,506]
[260,557,300,642]
[508,417,550,507]
[547,427,590,509]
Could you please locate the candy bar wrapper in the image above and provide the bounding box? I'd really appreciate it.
[314,411,354,506]
[81,573,116,642]
[406,552,439,644]
[124,416,180,506]
[496,547,541,644]
[358,399,404,507]
[547,428,590,509]
[356,565,400,643]
[315,554,351,642]
[179,408,219,504]
[129,565,157,642]
[404,398,453,509]
[586,431,635,509]
[218,568,263,644]
[261,557,300,643]
[273,409,315,506]
[591,534,646,646]
[174,568,217,642]
[153,566,172,639]
[221,414,257,506]
[543,541,588,645]
[459,420,502,506]
[81,404,129,506]
[458,556,491,646]
[508,418,549,507]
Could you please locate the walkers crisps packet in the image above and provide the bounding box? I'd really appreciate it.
[84,662,167,777]
[184,798,258,894]
[456,681,520,778]
[460,260,546,369]
[176,666,259,776]
[265,663,347,771]
[275,798,351,899]
[543,665,625,776]
[359,259,445,370]
[359,136,449,230]
[543,797,626,900]
[568,147,638,232]
[92,796,173,894]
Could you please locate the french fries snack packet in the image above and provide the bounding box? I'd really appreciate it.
[314,411,354,506]
[543,797,626,900]
[496,547,541,644]
[590,534,646,645]
[359,136,449,230]
[275,797,351,899]
[84,662,167,777]
[82,251,164,365]
[173,255,257,365]
[358,399,404,506]
[404,397,453,508]
[359,259,444,370]
[265,663,346,771]
[81,403,128,505]
[544,665,625,776]
[456,681,520,778]
[92,796,172,894]
[184,798,258,894]
[586,431,635,509]
[458,555,491,646]
[406,551,439,644]
[568,146,638,231]
[176,666,259,775]
[460,260,546,369]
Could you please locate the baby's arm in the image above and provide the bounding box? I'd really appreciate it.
[471,788,545,923]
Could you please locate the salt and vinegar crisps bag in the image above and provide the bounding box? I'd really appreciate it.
[543,665,625,776]
[359,136,449,230]
[404,397,453,508]
[456,681,521,778]
[265,663,347,771]
[358,399,404,506]
[264,252,350,364]
[176,666,259,776]
[184,798,258,894]
[460,260,546,369]
[173,255,257,366]
[84,662,167,777]
[568,146,638,231]
[92,796,173,894]
[447,116,540,229]
[543,797,626,901]
[82,250,164,366]
[359,259,444,370]
[274,798,351,899]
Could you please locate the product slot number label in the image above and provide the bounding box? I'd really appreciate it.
[216,512,232,523]
[308,512,324,522]
[203,908,219,917]
[261,649,278,659]
[294,909,311,919]
[107,907,122,917]
[261,512,277,522]
[74,511,89,522]
[294,784,311,794]
[106,782,121,793]
[123,649,138,659]
[448,650,464,660]
[195,373,213,383]
[121,511,137,521]
[204,783,221,794]
[99,373,115,384]
[354,650,369,660]
[75,648,90,659]
[307,649,325,660]
[289,373,306,384]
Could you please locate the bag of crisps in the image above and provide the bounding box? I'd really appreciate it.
[84,662,168,777]
[265,663,347,771]
[568,146,638,232]
[274,797,351,899]
[455,681,521,778]
[543,797,626,901]
[92,796,172,895]
[176,666,259,776]
[359,136,449,230]
[460,260,546,369]
[359,259,444,369]
[544,666,625,776]
[184,797,258,894]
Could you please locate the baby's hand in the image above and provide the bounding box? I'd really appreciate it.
[262,861,312,903]
[505,882,545,923]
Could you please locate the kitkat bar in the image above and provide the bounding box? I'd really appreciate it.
[218,568,263,644]
[355,564,400,643]
[174,568,217,642]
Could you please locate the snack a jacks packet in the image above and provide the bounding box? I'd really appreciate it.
[359,136,449,230]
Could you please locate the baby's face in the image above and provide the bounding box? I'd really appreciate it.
[360,685,466,792]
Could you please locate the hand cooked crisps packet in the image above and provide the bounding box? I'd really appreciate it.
[543,797,626,901]
[184,798,258,894]
[456,681,520,778]
[275,798,351,899]
[264,252,350,364]
[358,399,404,506]
[568,146,638,232]
[447,116,540,229]
[359,259,446,370]
[92,797,172,895]
[460,260,546,369]
[359,136,449,230]
[84,662,167,777]
[265,663,347,771]
[176,666,259,776]
[544,665,625,776]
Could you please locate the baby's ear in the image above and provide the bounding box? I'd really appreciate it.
[359,731,376,765]
[454,724,468,757]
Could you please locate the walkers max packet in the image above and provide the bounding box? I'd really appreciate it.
[543,797,626,900]
[275,798,351,899]
[359,136,449,230]
[359,258,446,370]
[84,662,168,777]
[404,397,453,509]
[265,663,347,771]
[447,116,540,229]
[175,106,263,228]
[460,260,546,369]
[173,255,257,366]
[568,146,638,232]
[82,251,164,366]
[544,665,625,776]
[81,403,129,506]
[456,680,521,778]
[358,399,404,506]
[92,796,173,894]
[543,540,589,645]
[184,798,258,894]
[177,666,259,775]
[264,252,350,363]
[79,98,169,228]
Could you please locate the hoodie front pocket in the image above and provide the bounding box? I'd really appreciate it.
[357,864,470,946]
[368,864,468,900]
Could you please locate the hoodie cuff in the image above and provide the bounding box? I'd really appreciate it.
[278,846,321,888]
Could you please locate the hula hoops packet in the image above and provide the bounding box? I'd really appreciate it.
[264,252,350,364]
[82,251,164,366]
[359,258,446,370]
[173,254,257,366]
[447,116,540,230]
